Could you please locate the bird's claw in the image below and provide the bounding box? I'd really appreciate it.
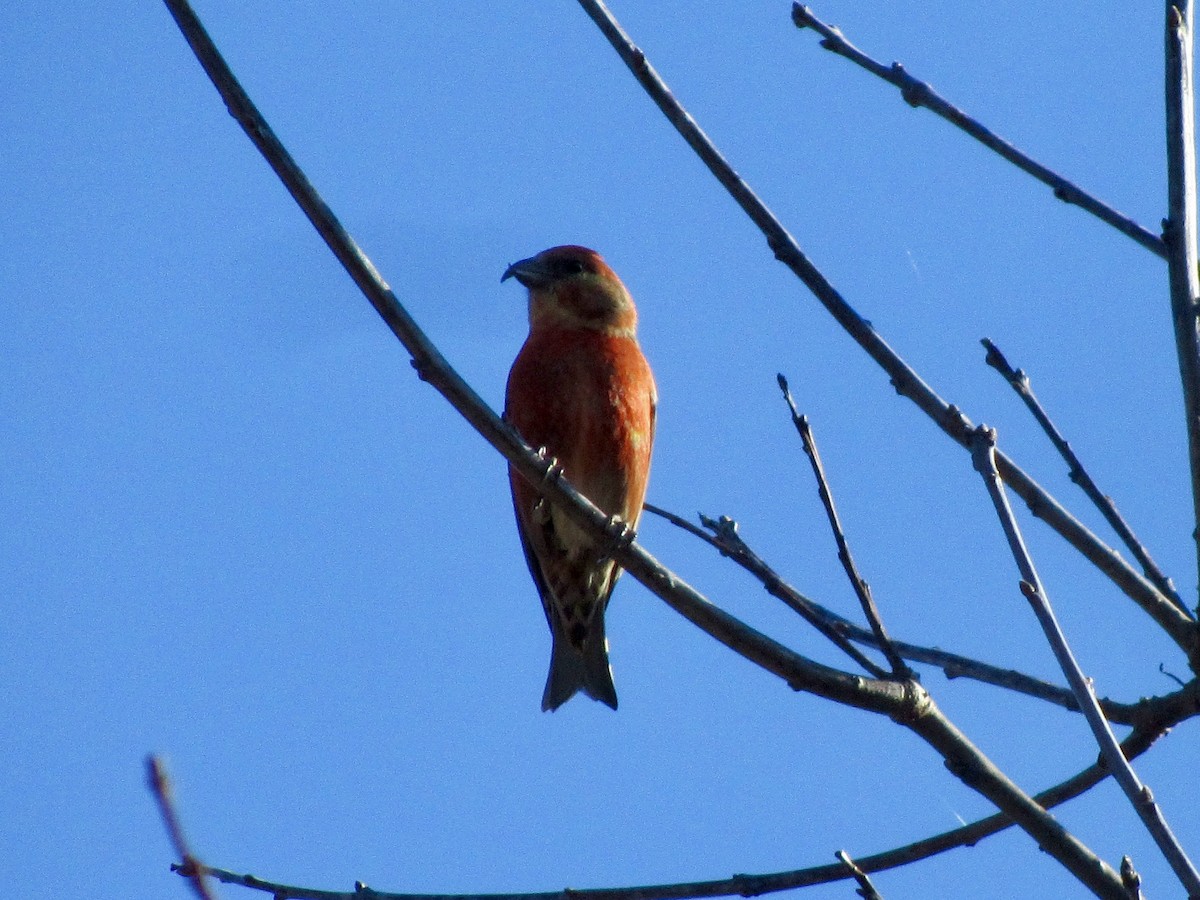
[601,514,636,558]
[536,447,564,485]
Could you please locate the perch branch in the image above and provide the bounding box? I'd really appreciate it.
[572,0,1197,663]
[778,375,909,675]
[790,5,1167,260]
[981,338,1184,611]
[1165,0,1200,606]
[969,426,1200,896]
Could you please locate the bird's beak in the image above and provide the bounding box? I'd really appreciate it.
[501,255,550,288]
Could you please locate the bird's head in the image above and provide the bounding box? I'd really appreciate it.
[502,245,637,336]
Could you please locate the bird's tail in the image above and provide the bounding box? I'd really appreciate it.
[542,615,618,712]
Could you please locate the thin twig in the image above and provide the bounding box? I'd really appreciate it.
[644,503,889,677]
[644,502,1155,723]
[147,756,218,900]
[778,376,909,676]
[981,338,1185,611]
[790,5,1167,260]
[1165,0,1200,611]
[835,851,883,900]
[571,0,1197,661]
[969,426,1200,896]
[1160,661,1188,688]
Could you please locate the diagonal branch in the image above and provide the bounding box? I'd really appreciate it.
[789,4,1167,260]
[644,503,889,677]
[1165,0,1200,608]
[778,376,909,676]
[969,426,1200,896]
[981,338,1185,611]
[644,501,1157,724]
[573,0,1198,663]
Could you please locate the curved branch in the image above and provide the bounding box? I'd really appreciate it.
[182,721,1175,900]
[790,4,1167,259]
[572,0,1198,663]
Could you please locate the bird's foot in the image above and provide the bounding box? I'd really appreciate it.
[600,514,636,560]
[535,447,564,485]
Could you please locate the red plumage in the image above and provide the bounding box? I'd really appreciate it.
[503,246,656,710]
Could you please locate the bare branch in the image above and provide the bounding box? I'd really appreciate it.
[147,755,218,900]
[570,0,1197,660]
[176,712,1185,900]
[645,502,1160,723]
[981,338,1185,611]
[778,375,909,676]
[789,5,1167,259]
[969,426,1200,896]
[1165,0,1200,608]
[906,701,1127,896]
[644,503,889,677]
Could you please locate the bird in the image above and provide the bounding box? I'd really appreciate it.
[503,245,657,711]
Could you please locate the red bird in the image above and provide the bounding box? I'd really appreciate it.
[503,246,657,711]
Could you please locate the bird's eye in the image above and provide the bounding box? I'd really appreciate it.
[558,259,586,276]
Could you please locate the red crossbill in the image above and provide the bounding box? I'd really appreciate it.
[503,246,657,711]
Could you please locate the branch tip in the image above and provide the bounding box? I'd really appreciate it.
[1119,855,1142,896]
[980,337,1011,375]
[981,339,1186,612]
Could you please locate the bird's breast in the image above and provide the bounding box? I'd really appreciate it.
[506,327,655,521]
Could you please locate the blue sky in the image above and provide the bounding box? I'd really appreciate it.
[2,3,1196,899]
